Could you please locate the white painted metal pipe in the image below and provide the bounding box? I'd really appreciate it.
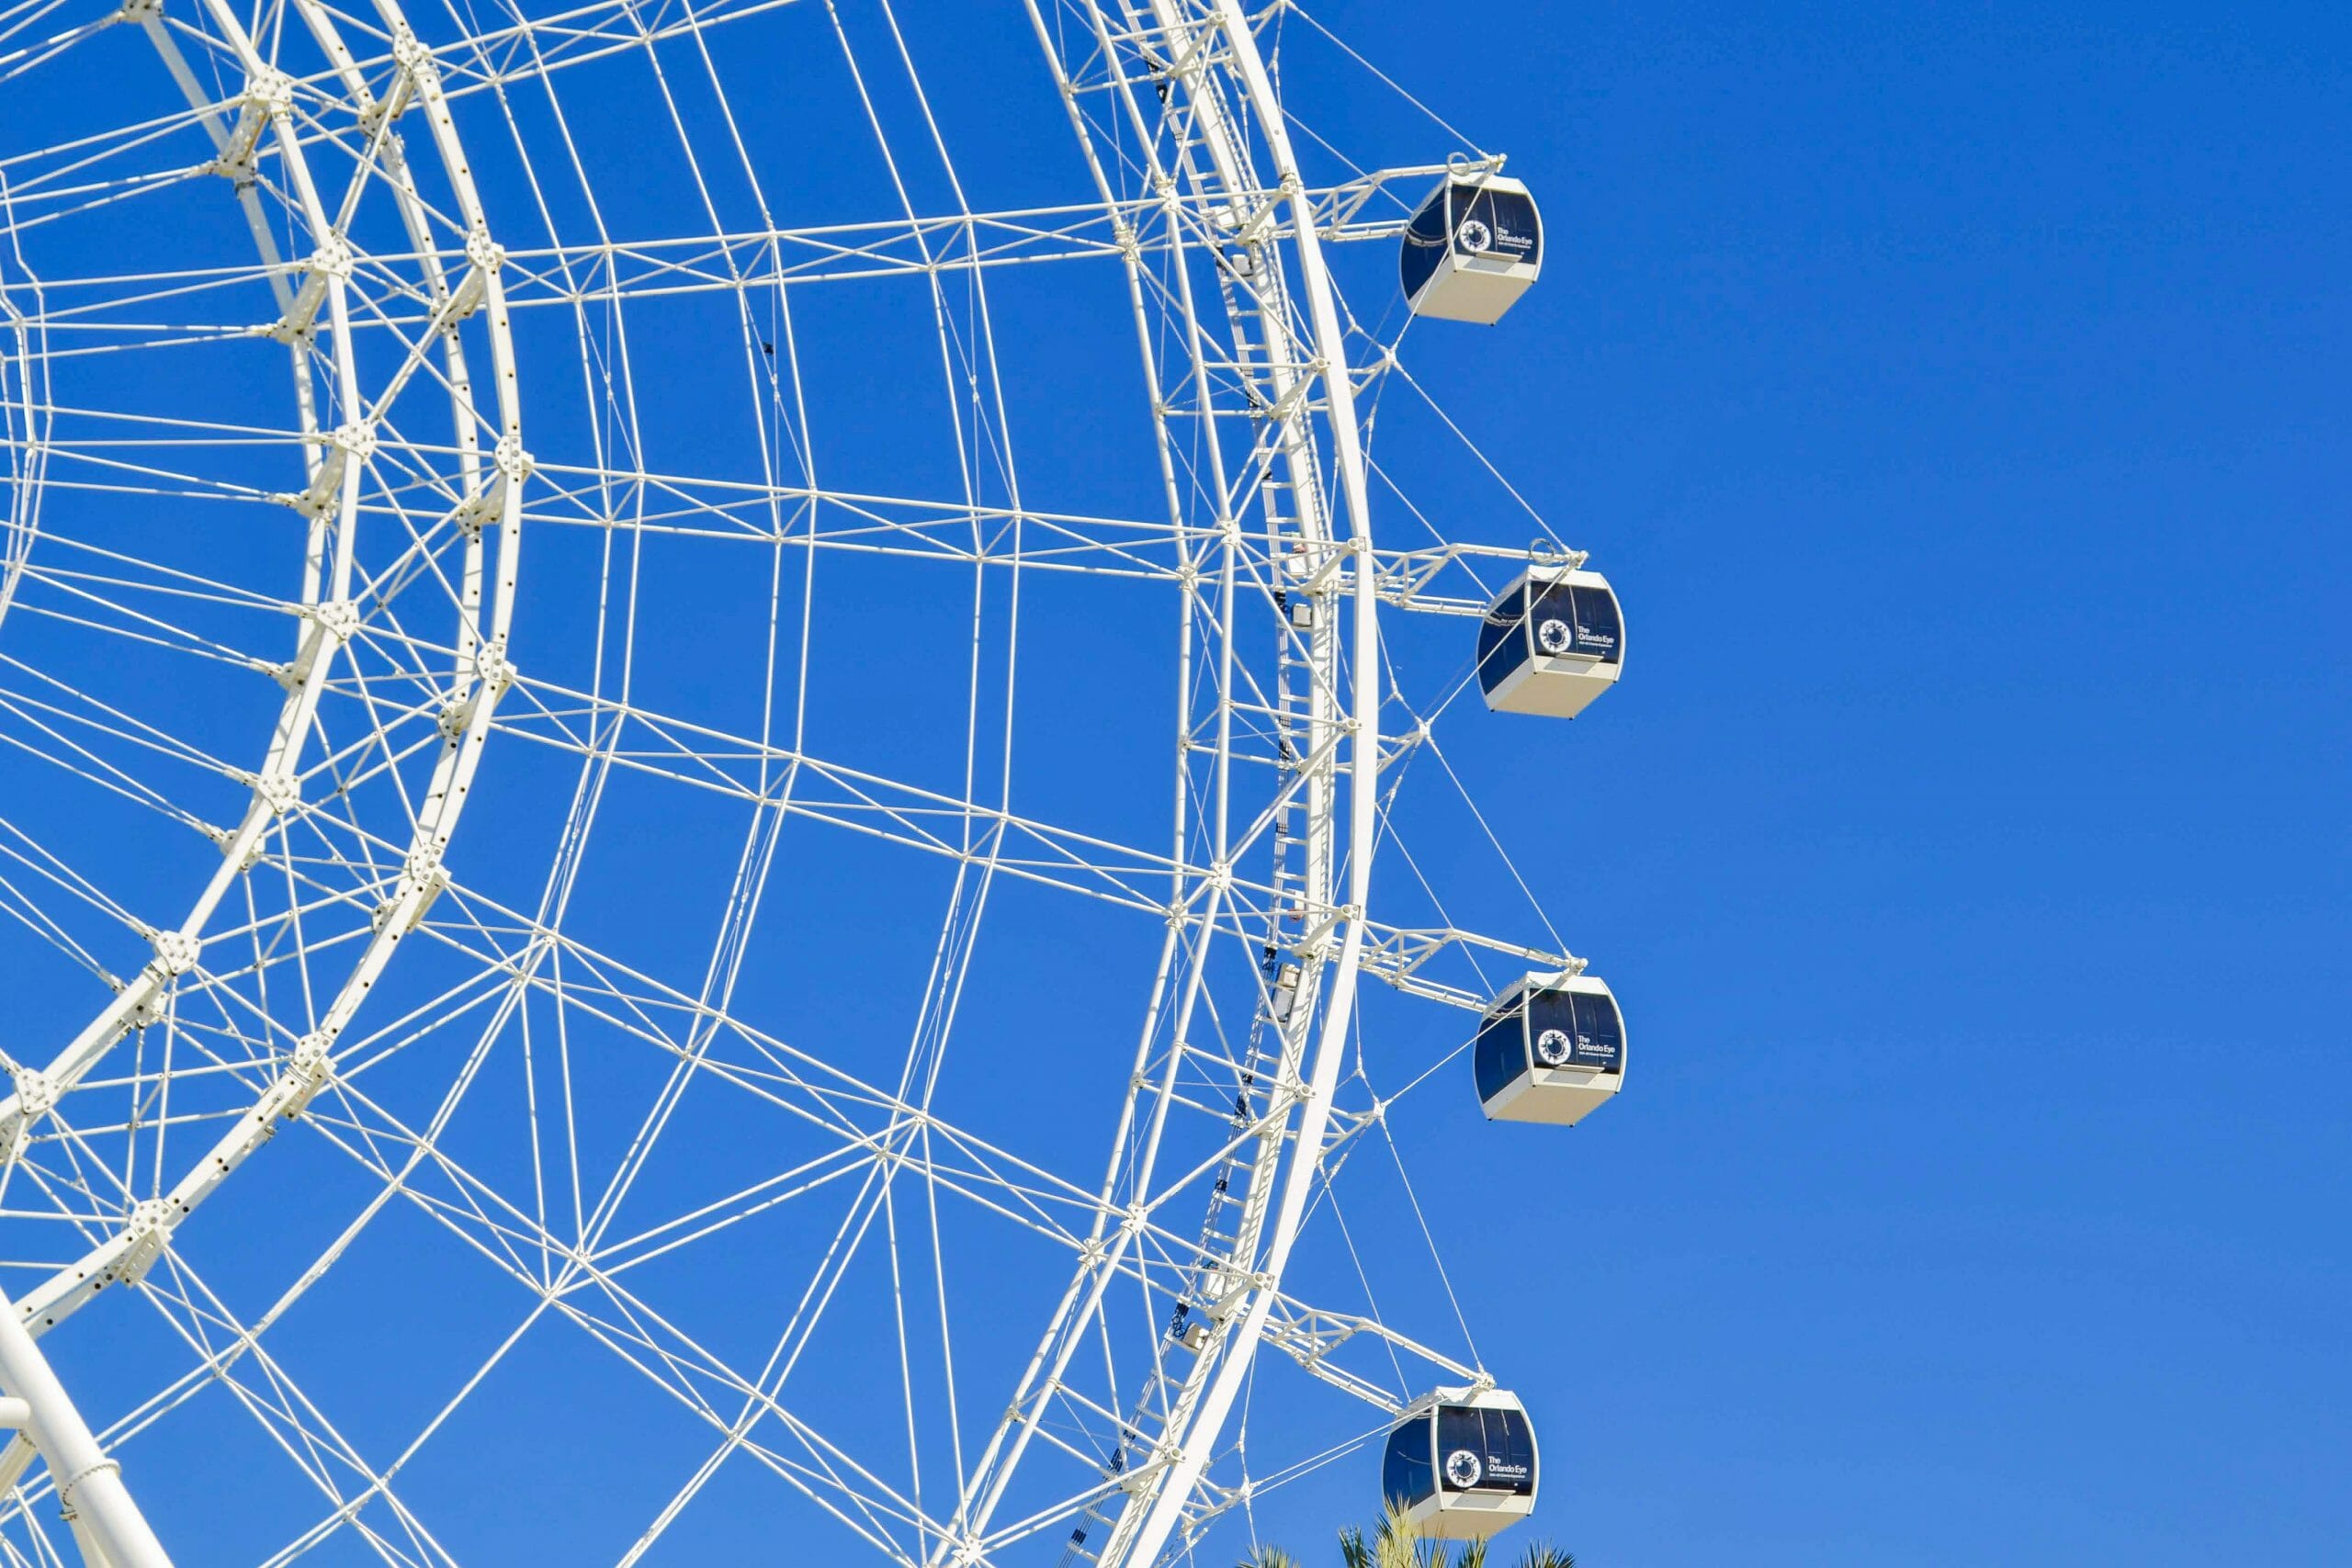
[0,1286,172,1568]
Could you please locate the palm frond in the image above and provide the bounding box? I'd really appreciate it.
[1285,1508,1574,1568]
[1375,1503,1430,1568]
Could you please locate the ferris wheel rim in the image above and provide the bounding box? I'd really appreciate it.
[0,0,527,1376]
[919,4,1398,1563]
[1091,4,1387,1562]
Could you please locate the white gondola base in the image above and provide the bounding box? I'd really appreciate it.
[1476,566,1623,719]
[1475,972,1625,1127]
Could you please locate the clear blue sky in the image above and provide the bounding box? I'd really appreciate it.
[3,3,2344,1564]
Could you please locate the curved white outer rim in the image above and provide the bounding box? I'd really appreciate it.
[1110,3,1385,1562]
[0,3,526,1548]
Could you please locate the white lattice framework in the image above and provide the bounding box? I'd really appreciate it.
[0,0,1598,1562]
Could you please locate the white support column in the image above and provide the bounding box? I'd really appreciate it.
[0,1285,171,1568]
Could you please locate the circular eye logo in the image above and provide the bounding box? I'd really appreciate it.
[1537,618,1573,654]
[1455,218,1494,254]
[1535,1027,1571,1066]
[1444,1448,1485,1489]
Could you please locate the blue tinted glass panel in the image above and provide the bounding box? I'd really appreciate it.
[1400,186,1451,300]
[1528,989,1621,1073]
[1408,186,1453,243]
[1571,583,1623,663]
[1436,1406,1487,1493]
[1476,583,1531,696]
[1527,583,1577,661]
[1474,1008,1527,1106]
[1530,582,1621,664]
[1383,1417,1434,1507]
[1485,1409,1537,1496]
[1570,989,1624,1072]
[1453,185,1541,267]
[1434,1405,1534,1495]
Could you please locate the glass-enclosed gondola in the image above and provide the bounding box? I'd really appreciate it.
[1476,565,1623,718]
[1381,1387,1540,1540]
[1475,972,1625,1126]
[1400,173,1544,323]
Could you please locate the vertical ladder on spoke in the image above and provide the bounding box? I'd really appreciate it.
[1057,6,1345,1562]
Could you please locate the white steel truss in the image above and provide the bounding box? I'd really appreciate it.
[0,0,1602,1562]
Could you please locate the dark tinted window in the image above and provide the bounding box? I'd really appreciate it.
[1527,583,1577,662]
[1400,185,1452,300]
[1573,989,1624,1072]
[1473,1007,1528,1106]
[1530,581,1621,665]
[1435,1404,1538,1495]
[1528,988,1622,1074]
[1525,990,1574,1068]
[1484,1408,1538,1496]
[1436,1406,1487,1492]
[1407,185,1453,244]
[1382,1417,1434,1507]
[1476,583,1531,696]
[1453,185,1542,267]
[1571,583,1623,664]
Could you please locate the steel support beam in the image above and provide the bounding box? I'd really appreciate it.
[0,1285,171,1568]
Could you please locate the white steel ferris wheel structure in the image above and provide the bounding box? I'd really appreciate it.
[0,0,1618,1562]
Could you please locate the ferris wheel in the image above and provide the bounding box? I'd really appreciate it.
[0,0,1627,1562]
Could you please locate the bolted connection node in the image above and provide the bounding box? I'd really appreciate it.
[391,23,437,81]
[147,929,200,978]
[444,226,506,321]
[11,1070,53,1120]
[212,67,290,185]
[243,69,294,116]
[272,243,356,344]
[369,847,451,936]
[439,650,517,739]
[308,237,355,285]
[493,434,534,484]
[278,1033,334,1118]
[252,771,300,818]
[330,421,377,461]
[465,225,506,274]
[311,599,360,646]
[118,1198,178,1285]
[474,644,518,694]
[290,1032,333,1079]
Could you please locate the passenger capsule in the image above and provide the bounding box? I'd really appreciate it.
[1475,972,1624,1126]
[1476,566,1623,718]
[1381,1386,1539,1540]
[1400,174,1543,324]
